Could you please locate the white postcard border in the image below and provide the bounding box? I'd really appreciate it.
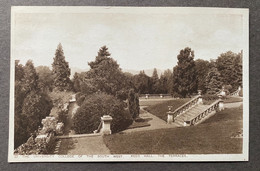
[8,6,249,162]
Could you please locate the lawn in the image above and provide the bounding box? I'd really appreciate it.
[103,107,243,154]
[139,99,173,107]
[144,98,191,122]
[224,96,243,103]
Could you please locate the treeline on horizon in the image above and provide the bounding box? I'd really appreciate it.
[14,43,242,149]
[72,46,242,98]
[22,45,242,97]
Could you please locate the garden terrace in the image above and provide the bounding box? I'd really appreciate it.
[103,107,243,154]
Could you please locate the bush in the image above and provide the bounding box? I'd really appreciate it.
[224,85,232,95]
[48,90,73,108]
[116,89,128,100]
[75,92,85,106]
[76,94,86,106]
[202,94,220,101]
[73,93,133,134]
[57,110,68,125]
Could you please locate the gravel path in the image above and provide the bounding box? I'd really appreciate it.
[63,102,79,135]
[122,107,177,133]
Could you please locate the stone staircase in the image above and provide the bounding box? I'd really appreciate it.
[167,91,225,127]
[174,104,210,127]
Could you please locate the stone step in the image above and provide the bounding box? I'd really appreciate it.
[174,120,184,127]
[172,103,214,127]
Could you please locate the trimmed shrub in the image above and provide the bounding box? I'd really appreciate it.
[128,89,140,120]
[73,93,133,134]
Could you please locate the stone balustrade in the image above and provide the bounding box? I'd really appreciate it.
[230,86,241,96]
[140,94,172,99]
[184,99,224,126]
[167,93,202,124]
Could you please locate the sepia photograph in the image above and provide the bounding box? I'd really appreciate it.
[9,6,249,162]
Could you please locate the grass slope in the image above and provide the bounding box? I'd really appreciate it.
[144,98,191,122]
[224,96,243,103]
[103,107,243,154]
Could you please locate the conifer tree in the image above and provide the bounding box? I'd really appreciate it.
[205,67,223,94]
[22,60,39,94]
[52,43,71,91]
[72,72,81,92]
[172,47,197,97]
[83,46,125,95]
[151,68,160,94]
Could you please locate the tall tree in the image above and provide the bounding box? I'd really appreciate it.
[14,60,53,148]
[158,74,168,94]
[172,47,197,97]
[21,91,53,143]
[14,61,26,148]
[52,43,71,91]
[163,69,173,94]
[205,66,223,94]
[72,72,81,92]
[128,89,140,120]
[216,51,242,91]
[133,70,152,94]
[36,66,54,92]
[22,60,39,95]
[151,68,160,94]
[82,46,126,96]
[195,59,211,93]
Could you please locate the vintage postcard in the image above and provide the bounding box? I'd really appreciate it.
[9,6,249,162]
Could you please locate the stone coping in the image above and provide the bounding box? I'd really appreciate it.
[56,133,101,139]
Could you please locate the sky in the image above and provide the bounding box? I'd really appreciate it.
[12,7,244,72]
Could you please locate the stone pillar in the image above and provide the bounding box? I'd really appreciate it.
[167,106,174,124]
[218,95,224,111]
[167,112,174,124]
[220,86,226,96]
[197,90,203,104]
[101,115,113,135]
[237,86,242,95]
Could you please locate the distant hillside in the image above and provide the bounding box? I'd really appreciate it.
[123,68,165,77]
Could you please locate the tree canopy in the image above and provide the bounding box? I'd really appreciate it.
[216,51,242,91]
[82,46,127,96]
